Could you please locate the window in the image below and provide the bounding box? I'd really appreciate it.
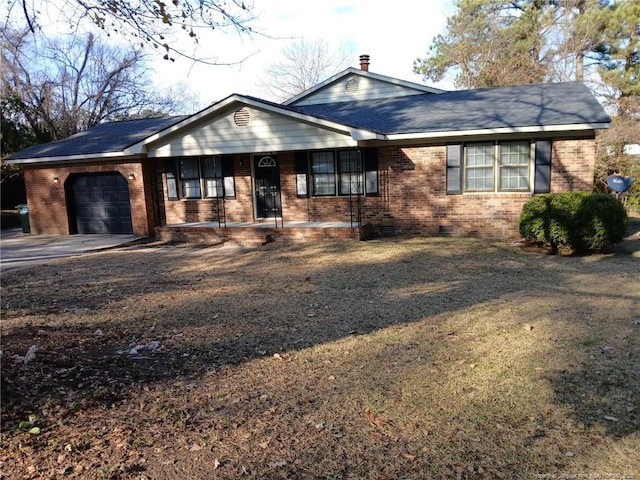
[179,158,202,198]
[465,143,494,191]
[174,156,235,199]
[338,150,363,195]
[499,142,530,190]
[311,151,336,196]
[303,149,378,197]
[464,141,531,192]
[202,157,223,198]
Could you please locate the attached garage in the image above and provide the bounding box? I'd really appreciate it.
[68,173,133,234]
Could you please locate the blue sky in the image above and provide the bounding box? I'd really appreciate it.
[3,0,455,109]
[150,0,455,107]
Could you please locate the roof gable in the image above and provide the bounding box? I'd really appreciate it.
[283,68,444,106]
[129,94,381,155]
[146,101,362,157]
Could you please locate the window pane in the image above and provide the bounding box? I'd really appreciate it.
[296,173,307,196]
[465,143,494,191]
[466,144,493,166]
[499,142,530,190]
[205,178,223,198]
[311,152,334,174]
[339,173,363,195]
[202,157,222,177]
[500,142,529,166]
[366,170,378,194]
[338,151,362,195]
[466,167,494,190]
[500,166,530,190]
[311,151,335,195]
[182,179,201,198]
[179,158,200,179]
[313,174,335,195]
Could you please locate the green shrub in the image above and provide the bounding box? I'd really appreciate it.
[519,192,628,254]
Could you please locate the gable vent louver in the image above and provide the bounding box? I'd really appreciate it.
[233,107,251,127]
[345,78,360,94]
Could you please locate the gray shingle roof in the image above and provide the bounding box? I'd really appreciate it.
[295,82,610,135]
[7,82,609,163]
[7,116,187,160]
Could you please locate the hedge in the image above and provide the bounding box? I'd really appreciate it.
[519,192,628,254]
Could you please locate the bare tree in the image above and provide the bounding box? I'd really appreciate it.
[4,0,256,64]
[262,38,354,102]
[1,28,188,143]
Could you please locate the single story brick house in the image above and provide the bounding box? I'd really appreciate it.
[6,56,610,243]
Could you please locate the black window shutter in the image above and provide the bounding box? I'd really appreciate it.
[534,140,552,194]
[295,151,309,197]
[165,159,179,200]
[221,156,235,198]
[446,144,463,194]
[363,148,379,196]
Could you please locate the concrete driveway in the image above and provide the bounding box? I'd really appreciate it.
[0,229,138,271]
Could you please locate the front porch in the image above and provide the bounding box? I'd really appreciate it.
[156,221,374,247]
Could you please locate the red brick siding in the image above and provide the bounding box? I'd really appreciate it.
[550,138,596,192]
[22,160,152,236]
[358,139,595,238]
[156,138,595,238]
[160,155,255,225]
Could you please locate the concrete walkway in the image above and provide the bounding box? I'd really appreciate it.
[0,229,138,271]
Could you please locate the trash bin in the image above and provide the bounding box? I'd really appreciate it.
[16,204,30,233]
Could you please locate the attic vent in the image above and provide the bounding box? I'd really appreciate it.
[345,78,360,94]
[233,107,251,127]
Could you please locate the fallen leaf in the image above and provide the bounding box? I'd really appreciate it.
[604,416,619,422]
[268,461,287,468]
[365,407,388,429]
[213,459,220,470]
[258,441,269,449]
[399,446,416,461]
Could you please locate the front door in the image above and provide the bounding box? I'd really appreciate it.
[254,155,282,219]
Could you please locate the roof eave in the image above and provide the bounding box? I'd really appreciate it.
[385,122,611,141]
[4,151,141,165]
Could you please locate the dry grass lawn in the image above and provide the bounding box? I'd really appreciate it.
[1,228,639,479]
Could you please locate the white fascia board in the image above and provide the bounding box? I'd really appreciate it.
[351,130,385,141]
[385,122,611,141]
[125,94,380,153]
[4,151,139,165]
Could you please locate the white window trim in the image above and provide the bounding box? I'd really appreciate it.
[463,141,534,194]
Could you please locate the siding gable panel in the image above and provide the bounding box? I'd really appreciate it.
[147,107,356,157]
[292,73,432,106]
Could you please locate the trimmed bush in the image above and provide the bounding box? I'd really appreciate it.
[519,192,628,254]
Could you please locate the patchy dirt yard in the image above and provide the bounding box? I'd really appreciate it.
[1,225,639,479]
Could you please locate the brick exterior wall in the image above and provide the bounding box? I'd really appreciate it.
[24,138,591,239]
[22,160,153,236]
[156,138,596,239]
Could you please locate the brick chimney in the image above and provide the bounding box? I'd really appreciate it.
[359,54,370,72]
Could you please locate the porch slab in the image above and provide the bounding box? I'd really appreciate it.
[156,221,372,247]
